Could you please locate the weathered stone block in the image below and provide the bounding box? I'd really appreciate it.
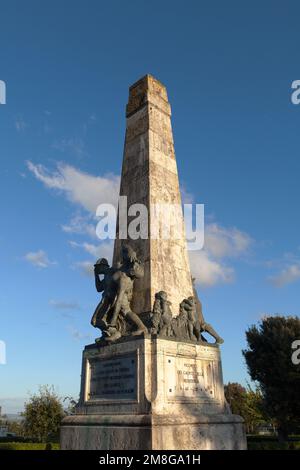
[60,336,246,450]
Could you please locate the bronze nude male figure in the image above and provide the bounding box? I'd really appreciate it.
[91,245,147,342]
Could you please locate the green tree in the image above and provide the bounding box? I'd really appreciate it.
[243,385,271,433]
[224,382,267,433]
[224,382,247,417]
[6,420,25,437]
[243,315,300,441]
[23,385,64,442]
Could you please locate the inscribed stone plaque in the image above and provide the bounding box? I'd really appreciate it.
[166,355,215,401]
[88,353,137,401]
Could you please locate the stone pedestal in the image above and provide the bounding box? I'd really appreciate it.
[60,336,246,450]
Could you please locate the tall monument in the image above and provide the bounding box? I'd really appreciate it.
[113,75,193,315]
[60,75,246,450]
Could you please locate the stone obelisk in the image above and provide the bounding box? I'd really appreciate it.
[60,75,247,450]
[113,74,193,316]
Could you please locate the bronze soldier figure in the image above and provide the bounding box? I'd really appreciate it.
[91,245,147,342]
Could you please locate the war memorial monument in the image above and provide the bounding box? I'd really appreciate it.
[60,75,247,450]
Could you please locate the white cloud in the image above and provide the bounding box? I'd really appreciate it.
[270,264,300,287]
[61,214,96,238]
[24,250,56,268]
[52,138,88,159]
[73,261,94,277]
[15,116,27,132]
[49,299,80,310]
[204,223,252,258]
[26,160,252,288]
[180,185,194,204]
[80,242,103,258]
[189,250,234,287]
[70,241,114,277]
[82,115,97,135]
[27,161,120,213]
[189,223,251,287]
[69,240,114,263]
[68,326,93,341]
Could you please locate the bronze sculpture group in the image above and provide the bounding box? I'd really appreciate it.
[91,244,223,345]
[91,245,147,342]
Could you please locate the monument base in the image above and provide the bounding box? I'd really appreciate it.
[60,336,247,450]
[61,413,245,450]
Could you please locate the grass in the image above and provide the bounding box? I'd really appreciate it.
[247,435,300,450]
[0,442,60,450]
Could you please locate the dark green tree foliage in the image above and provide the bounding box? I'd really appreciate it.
[243,316,300,440]
[23,385,64,442]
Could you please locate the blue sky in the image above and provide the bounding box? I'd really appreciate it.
[1,0,300,413]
